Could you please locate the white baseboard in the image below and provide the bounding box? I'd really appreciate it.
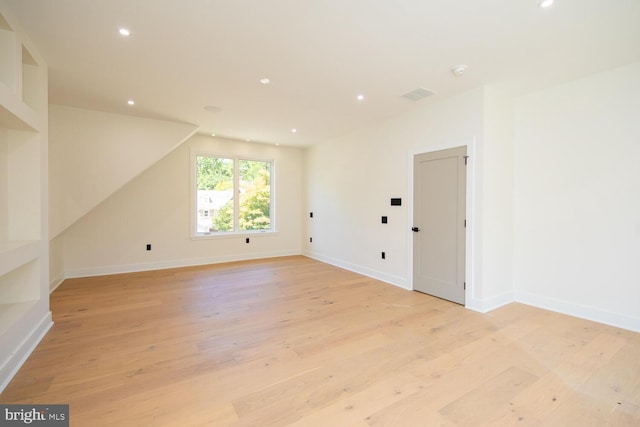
[49,272,65,293]
[303,250,410,290]
[515,290,640,333]
[466,291,514,313]
[0,311,53,393]
[64,250,302,279]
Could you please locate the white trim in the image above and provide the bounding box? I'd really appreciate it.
[515,290,640,333]
[466,291,513,313]
[407,138,477,308]
[0,312,53,393]
[49,271,65,293]
[190,230,279,241]
[464,298,485,313]
[64,249,301,279]
[303,250,409,290]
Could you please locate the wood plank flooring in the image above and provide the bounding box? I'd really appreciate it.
[1,256,639,426]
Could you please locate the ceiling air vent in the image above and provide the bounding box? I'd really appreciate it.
[401,87,435,101]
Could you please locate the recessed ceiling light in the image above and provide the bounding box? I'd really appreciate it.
[291,128,297,133]
[246,138,251,142]
[211,133,216,137]
[356,94,365,101]
[275,143,280,146]
[119,28,131,36]
[127,100,135,105]
[539,0,554,8]
[259,78,270,85]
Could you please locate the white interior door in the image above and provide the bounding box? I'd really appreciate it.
[413,146,466,304]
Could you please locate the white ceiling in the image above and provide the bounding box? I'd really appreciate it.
[6,0,640,147]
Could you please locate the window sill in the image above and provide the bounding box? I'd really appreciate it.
[190,230,279,241]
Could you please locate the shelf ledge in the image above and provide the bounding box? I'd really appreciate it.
[0,240,40,277]
[0,300,38,337]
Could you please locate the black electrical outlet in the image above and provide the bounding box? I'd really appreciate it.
[381,252,386,259]
[245,238,250,243]
[146,244,151,251]
[381,216,388,224]
[391,198,402,206]
[309,212,313,218]
[310,237,313,243]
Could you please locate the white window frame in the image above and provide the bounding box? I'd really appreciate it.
[190,149,276,238]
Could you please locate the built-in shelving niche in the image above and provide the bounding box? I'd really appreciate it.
[0,259,40,337]
[21,45,42,115]
[0,13,15,90]
[0,6,49,393]
[0,124,42,338]
[0,128,41,242]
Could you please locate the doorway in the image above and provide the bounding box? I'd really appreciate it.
[412,146,467,304]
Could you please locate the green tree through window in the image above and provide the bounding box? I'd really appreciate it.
[196,156,233,190]
[239,160,271,230]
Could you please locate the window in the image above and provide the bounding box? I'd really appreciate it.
[194,154,273,236]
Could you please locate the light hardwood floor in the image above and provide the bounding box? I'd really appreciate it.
[1,256,639,426]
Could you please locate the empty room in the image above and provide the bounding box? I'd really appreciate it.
[1,0,639,425]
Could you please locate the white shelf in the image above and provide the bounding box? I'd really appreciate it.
[0,79,40,132]
[0,300,36,337]
[0,240,39,276]
[0,9,43,133]
[0,18,15,92]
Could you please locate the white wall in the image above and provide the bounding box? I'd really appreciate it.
[514,61,640,331]
[60,135,302,277]
[303,88,509,309]
[48,234,63,291]
[480,86,515,309]
[49,105,198,239]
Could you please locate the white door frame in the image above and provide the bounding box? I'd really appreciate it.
[407,138,476,308]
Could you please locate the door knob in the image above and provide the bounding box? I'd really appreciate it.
[411,227,420,232]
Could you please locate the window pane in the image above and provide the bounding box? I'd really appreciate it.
[239,160,271,231]
[196,156,234,232]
